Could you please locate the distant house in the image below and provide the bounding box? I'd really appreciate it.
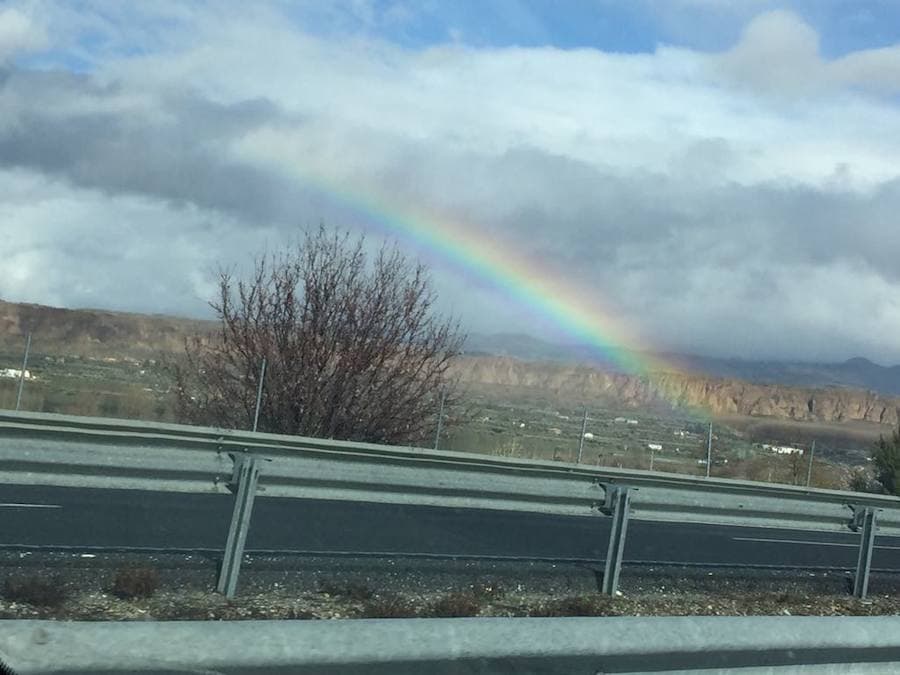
[647,443,663,451]
[0,368,31,380]
[626,419,639,425]
[762,444,804,456]
[583,432,595,441]
[613,417,627,424]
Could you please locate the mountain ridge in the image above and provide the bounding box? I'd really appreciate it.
[464,333,900,396]
[1,299,898,426]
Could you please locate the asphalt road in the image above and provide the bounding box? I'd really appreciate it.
[2,483,900,570]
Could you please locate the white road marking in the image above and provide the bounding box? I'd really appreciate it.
[733,536,900,551]
[0,503,62,509]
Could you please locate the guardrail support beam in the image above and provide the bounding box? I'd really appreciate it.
[602,486,631,596]
[853,507,877,600]
[217,454,261,599]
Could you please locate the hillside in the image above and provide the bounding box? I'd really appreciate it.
[2,299,898,427]
[452,356,900,426]
[0,300,215,359]
[465,334,900,395]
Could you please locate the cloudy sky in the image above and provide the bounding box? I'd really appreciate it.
[2,1,900,364]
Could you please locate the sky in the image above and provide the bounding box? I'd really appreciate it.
[2,1,900,364]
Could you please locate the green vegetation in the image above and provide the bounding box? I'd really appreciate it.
[872,425,900,495]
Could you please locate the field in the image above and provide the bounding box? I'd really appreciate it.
[0,349,887,491]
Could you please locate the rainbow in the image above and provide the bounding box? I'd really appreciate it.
[298,178,682,378]
[254,146,690,383]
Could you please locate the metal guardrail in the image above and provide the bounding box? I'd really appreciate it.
[3,617,900,674]
[2,410,898,528]
[0,412,607,515]
[0,410,899,598]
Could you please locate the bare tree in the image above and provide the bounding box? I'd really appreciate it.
[172,227,465,444]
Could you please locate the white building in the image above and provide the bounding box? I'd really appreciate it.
[583,432,595,441]
[762,444,804,456]
[0,368,32,380]
[647,443,663,451]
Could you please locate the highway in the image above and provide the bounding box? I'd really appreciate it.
[2,483,900,570]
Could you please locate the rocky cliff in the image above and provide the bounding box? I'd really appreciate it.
[452,356,900,426]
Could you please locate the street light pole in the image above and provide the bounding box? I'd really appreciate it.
[14,332,31,412]
[252,358,267,433]
[805,440,816,488]
[434,388,446,450]
[577,407,587,463]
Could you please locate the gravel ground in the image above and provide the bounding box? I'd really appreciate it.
[1,551,899,620]
[2,586,900,621]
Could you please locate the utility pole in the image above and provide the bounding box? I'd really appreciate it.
[805,439,816,488]
[649,450,655,471]
[577,407,587,463]
[434,388,446,450]
[705,422,712,478]
[251,358,267,433]
[14,332,31,412]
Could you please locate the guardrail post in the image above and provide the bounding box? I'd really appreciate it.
[601,486,631,596]
[852,507,877,600]
[217,453,261,599]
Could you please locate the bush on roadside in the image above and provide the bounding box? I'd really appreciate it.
[359,594,420,619]
[4,576,68,607]
[428,592,481,617]
[111,566,160,599]
[317,580,374,601]
[872,425,900,496]
[528,594,616,617]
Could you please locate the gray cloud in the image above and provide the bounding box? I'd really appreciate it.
[2,5,900,364]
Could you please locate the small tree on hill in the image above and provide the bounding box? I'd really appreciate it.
[172,227,465,444]
[872,425,900,496]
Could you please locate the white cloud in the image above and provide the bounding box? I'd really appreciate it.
[718,10,900,95]
[0,6,46,61]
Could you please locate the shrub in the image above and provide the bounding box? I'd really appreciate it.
[111,567,160,599]
[529,595,615,617]
[4,576,68,607]
[849,468,878,494]
[428,592,481,618]
[872,426,900,496]
[359,594,420,619]
[317,580,374,601]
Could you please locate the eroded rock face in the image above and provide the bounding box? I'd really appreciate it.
[451,356,900,425]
